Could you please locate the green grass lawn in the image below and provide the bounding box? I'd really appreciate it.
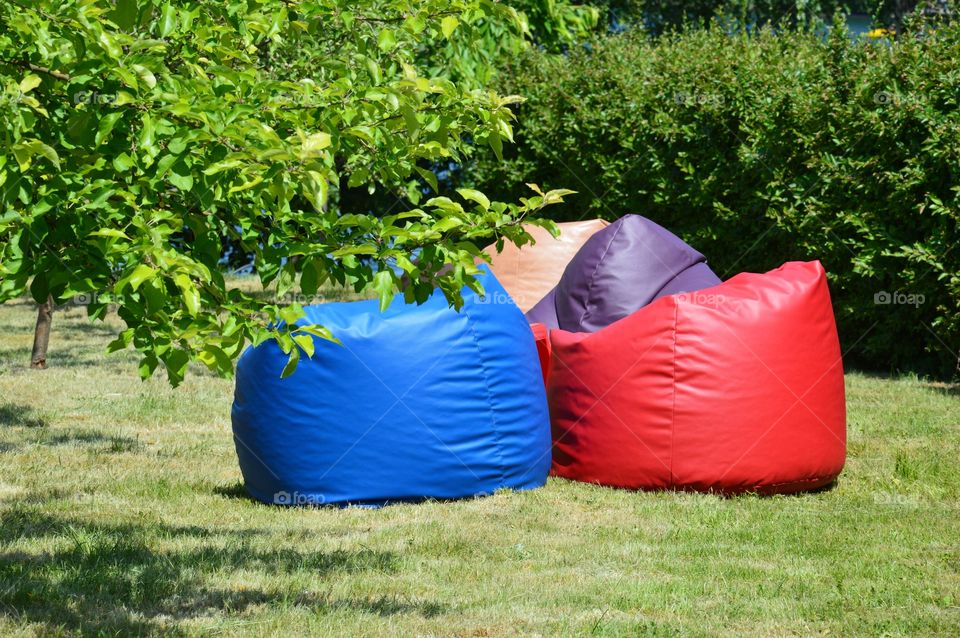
[0,299,958,637]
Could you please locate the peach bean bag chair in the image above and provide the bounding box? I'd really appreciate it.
[483,219,608,312]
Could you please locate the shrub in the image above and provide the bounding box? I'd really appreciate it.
[463,21,960,377]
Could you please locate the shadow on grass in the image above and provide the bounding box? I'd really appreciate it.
[39,429,144,453]
[213,482,250,501]
[0,345,132,371]
[44,343,134,369]
[0,416,143,454]
[0,404,47,428]
[0,507,438,636]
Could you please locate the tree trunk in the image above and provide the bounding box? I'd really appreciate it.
[30,295,54,369]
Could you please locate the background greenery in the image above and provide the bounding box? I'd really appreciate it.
[4,1,956,379]
[461,14,960,378]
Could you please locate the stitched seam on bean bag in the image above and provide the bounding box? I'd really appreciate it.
[648,257,709,301]
[576,220,624,329]
[669,301,679,489]
[461,303,509,488]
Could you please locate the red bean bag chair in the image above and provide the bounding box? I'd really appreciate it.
[548,261,846,495]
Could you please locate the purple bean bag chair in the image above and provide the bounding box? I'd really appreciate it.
[526,215,722,332]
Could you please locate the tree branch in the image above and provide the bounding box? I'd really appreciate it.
[0,58,71,81]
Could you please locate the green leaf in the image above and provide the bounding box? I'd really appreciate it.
[11,145,31,172]
[113,153,135,172]
[228,174,264,194]
[168,167,194,191]
[114,67,138,90]
[98,30,123,58]
[19,74,42,93]
[34,142,60,169]
[331,245,377,257]
[377,29,397,52]
[300,261,319,296]
[347,166,370,188]
[162,348,190,387]
[12,141,60,171]
[159,4,178,37]
[543,188,577,205]
[278,303,304,326]
[173,273,200,316]
[111,0,139,31]
[365,57,382,84]
[203,158,245,175]
[297,324,340,345]
[118,264,156,292]
[107,328,134,354]
[29,275,49,304]
[372,270,394,312]
[138,114,156,153]
[280,347,300,379]
[456,188,490,211]
[441,16,460,39]
[300,132,331,158]
[132,64,157,89]
[138,354,159,380]
[96,112,124,146]
[197,345,232,375]
[304,171,328,211]
[293,334,315,358]
[426,196,464,214]
[416,167,438,192]
[89,228,130,240]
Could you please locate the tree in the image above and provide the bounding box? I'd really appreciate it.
[0,0,575,385]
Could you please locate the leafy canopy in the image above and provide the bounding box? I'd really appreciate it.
[0,0,574,385]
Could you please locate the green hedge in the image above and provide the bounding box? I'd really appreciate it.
[464,22,960,377]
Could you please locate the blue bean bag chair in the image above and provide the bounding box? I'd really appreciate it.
[231,267,551,507]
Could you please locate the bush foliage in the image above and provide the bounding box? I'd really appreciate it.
[465,20,960,376]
